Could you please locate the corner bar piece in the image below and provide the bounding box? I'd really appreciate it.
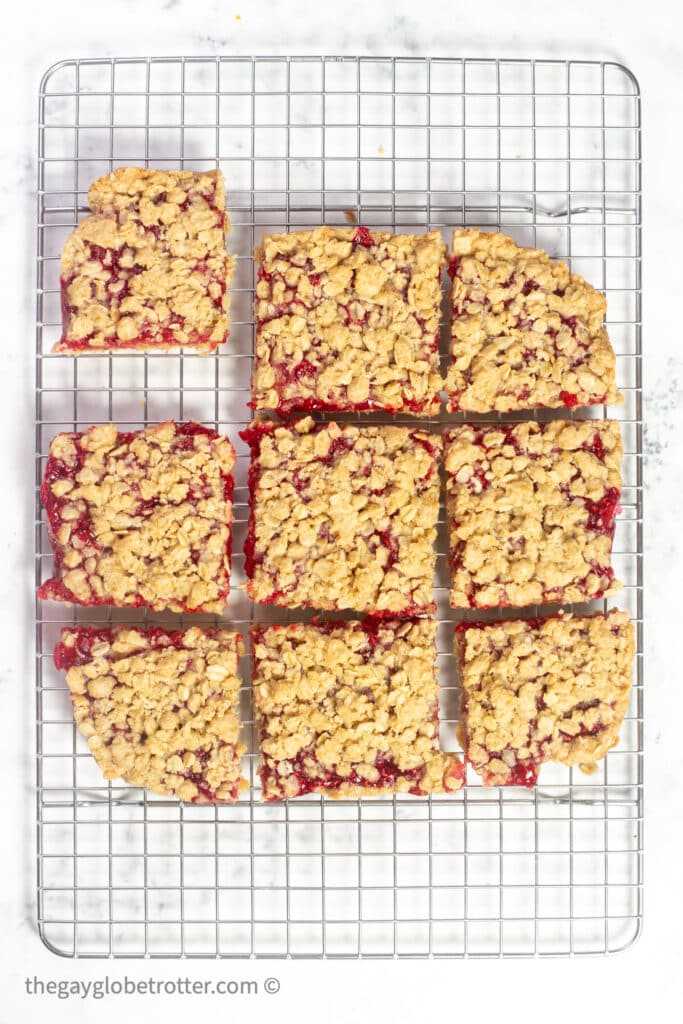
[54,626,247,803]
[56,167,233,353]
[457,609,635,786]
[446,229,622,413]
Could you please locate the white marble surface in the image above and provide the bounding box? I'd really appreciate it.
[2,0,682,1020]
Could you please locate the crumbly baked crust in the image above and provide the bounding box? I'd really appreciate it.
[38,420,235,612]
[446,229,622,413]
[56,167,234,353]
[456,610,635,786]
[444,419,623,609]
[241,417,442,614]
[251,226,446,415]
[252,618,464,800]
[55,626,247,802]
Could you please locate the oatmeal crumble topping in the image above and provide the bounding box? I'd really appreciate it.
[252,618,464,800]
[56,167,234,353]
[241,417,442,614]
[446,229,622,413]
[39,420,235,613]
[445,418,623,609]
[55,626,247,802]
[457,610,635,786]
[251,226,446,415]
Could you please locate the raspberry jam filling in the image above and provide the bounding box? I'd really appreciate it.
[352,226,375,247]
[251,394,434,418]
[260,749,464,801]
[53,625,200,671]
[583,487,621,535]
[504,761,540,788]
[590,432,605,460]
[378,529,399,568]
[54,627,120,670]
[260,751,425,801]
[559,722,606,742]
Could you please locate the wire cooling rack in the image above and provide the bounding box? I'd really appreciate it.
[35,56,643,958]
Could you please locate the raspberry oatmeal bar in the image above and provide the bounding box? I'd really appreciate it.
[251,226,445,415]
[56,167,233,353]
[456,610,635,786]
[446,229,622,413]
[252,618,464,800]
[242,417,442,614]
[445,419,623,609]
[38,420,235,612]
[54,626,247,802]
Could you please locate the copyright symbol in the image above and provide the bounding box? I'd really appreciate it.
[264,977,280,995]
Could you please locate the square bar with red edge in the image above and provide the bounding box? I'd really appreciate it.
[241,417,442,615]
[251,226,445,415]
[456,610,635,787]
[445,229,622,413]
[444,418,623,609]
[54,626,247,803]
[38,420,235,613]
[252,617,464,801]
[56,167,233,353]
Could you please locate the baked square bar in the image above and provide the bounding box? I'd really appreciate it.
[251,226,445,415]
[54,626,247,802]
[242,417,442,614]
[445,419,623,609]
[56,167,233,353]
[456,609,635,786]
[446,229,622,413]
[38,420,235,613]
[252,618,464,800]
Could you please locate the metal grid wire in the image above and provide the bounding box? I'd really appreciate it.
[35,56,643,958]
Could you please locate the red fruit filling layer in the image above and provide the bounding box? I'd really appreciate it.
[259,751,465,802]
[54,625,195,671]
